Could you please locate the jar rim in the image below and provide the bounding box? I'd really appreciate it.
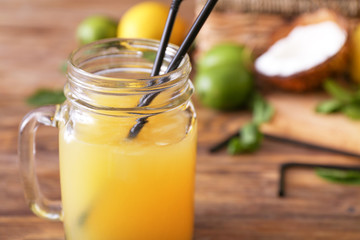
[67,38,191,91]
[64,38,193,116]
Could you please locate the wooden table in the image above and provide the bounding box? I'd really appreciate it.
[1,0,360,239]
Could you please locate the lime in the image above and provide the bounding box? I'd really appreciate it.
[118,1,187,46]
[197,43,252,72]
[195,65,253,110]
[76,15,118,45]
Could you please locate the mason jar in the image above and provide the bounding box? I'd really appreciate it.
[18,38,197,240]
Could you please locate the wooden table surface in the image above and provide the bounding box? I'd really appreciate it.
[1,0,360,239]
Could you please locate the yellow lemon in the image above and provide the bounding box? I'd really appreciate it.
[350,24,360,83]
[118,1,187,46]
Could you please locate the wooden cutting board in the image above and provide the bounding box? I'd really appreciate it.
[261,91,360,155]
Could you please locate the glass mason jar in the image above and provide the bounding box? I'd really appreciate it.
[18,38,197,240]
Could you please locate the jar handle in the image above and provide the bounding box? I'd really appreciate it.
[18,105,62,221]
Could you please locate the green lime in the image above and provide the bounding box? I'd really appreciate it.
[195,65,253,110]
[197,43,252,72]
[76,15,118,45]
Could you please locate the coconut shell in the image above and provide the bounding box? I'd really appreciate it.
[255,8,350,92]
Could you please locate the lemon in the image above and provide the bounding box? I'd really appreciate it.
[118,1,187,46]
[350,24,360,83]
[76,15,117,45]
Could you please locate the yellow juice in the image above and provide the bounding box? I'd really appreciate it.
[59,103,197,240]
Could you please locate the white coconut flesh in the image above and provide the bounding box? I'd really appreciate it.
[255,21,347,77]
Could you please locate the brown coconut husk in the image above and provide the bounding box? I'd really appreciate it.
[255,8,350,92]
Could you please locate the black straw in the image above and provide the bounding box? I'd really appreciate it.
[278,162,360,197]
[151,0,183,77]
[128,0,218,139]
[166,0,218,73]
[209,131,360,158]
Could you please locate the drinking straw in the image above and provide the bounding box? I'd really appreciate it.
[278,163,360,197]
[209,131,360,157]
[128,0,218,139]
[151,0,183,77]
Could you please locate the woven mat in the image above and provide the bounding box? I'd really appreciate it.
[195,0,360,55]
[197,0,360,17]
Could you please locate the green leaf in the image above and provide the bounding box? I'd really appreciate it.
[353,88,360,103]
[316,168,360,184]
[227,123,263,155]
[315,99,343,114]
[227,92,272,155]
[240,122,263,152]
[27,89,66,106]
[342,103,360,120]
[59,61,68,75]
[323,79,354,103]
[251,92,274,125]
[227,138,244,155]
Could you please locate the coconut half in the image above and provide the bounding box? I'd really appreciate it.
[255,9,349,91]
